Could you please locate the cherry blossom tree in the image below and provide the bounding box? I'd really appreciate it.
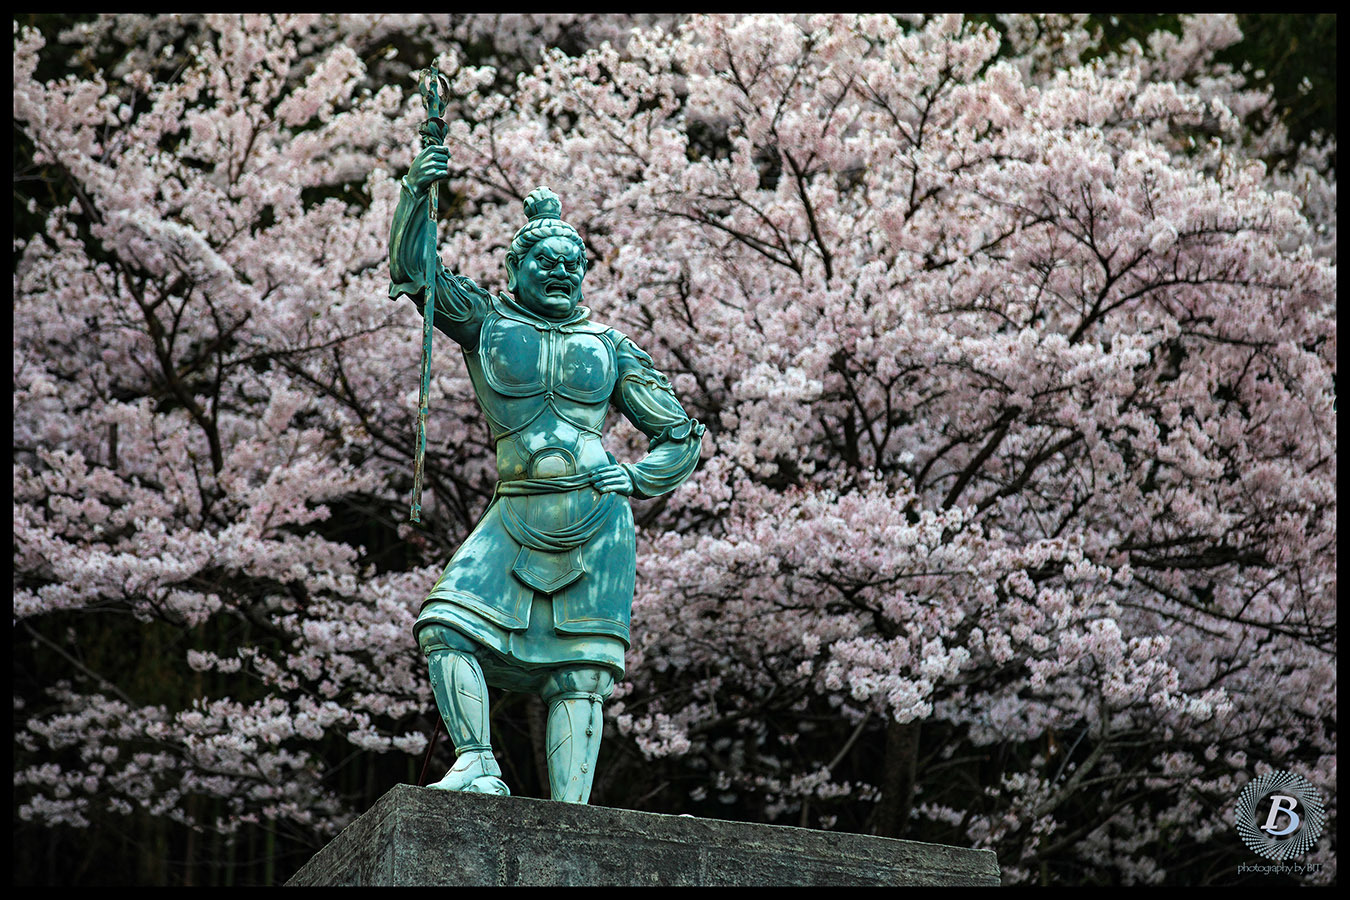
[14,13,1335,886]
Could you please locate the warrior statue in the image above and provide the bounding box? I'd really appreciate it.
[389,138,705,803]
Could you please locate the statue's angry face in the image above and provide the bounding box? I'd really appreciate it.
[510,235,586,319]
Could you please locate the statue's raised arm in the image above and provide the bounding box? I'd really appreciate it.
[387,143,492,350]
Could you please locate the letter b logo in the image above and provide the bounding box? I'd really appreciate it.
[1261,795,1301,836]
[1235,771,1327,860]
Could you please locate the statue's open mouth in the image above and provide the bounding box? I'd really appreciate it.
[545,279,573,297]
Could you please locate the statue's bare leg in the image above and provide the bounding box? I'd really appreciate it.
[541,665,614,803]
[417,624,509,795]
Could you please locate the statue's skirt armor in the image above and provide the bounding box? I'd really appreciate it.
[414,474,635,685]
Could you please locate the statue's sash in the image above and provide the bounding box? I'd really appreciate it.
[497,475,616,595]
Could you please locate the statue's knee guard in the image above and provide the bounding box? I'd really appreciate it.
[417,622,480,658]
[540,666,615,704]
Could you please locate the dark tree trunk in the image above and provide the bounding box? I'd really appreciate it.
[872,720,920,838]
[527,693,551,797]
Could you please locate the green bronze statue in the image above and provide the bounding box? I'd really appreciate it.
[389,77,705,804]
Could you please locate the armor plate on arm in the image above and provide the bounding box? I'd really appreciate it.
[611,337,706,499]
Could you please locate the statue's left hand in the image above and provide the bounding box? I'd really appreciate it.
[590,464,634,496]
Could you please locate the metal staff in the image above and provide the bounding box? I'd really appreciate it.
[410,66,451,524]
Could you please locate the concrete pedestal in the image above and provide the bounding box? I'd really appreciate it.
[285,784,1000,886]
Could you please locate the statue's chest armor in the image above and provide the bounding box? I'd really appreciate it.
[470,312,616,435]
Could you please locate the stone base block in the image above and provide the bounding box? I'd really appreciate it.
[285,784,1000,886]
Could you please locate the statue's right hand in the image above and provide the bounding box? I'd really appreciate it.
[407,144,450,195]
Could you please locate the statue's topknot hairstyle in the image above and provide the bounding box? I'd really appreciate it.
[522,186,563,221]
[507,186,587,273]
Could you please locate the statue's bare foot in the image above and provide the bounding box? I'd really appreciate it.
[427,749,509,795]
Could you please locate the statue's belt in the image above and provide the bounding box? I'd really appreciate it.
[495,474,616,554]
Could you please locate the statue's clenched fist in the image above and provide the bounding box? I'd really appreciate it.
[407,144,450,195]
